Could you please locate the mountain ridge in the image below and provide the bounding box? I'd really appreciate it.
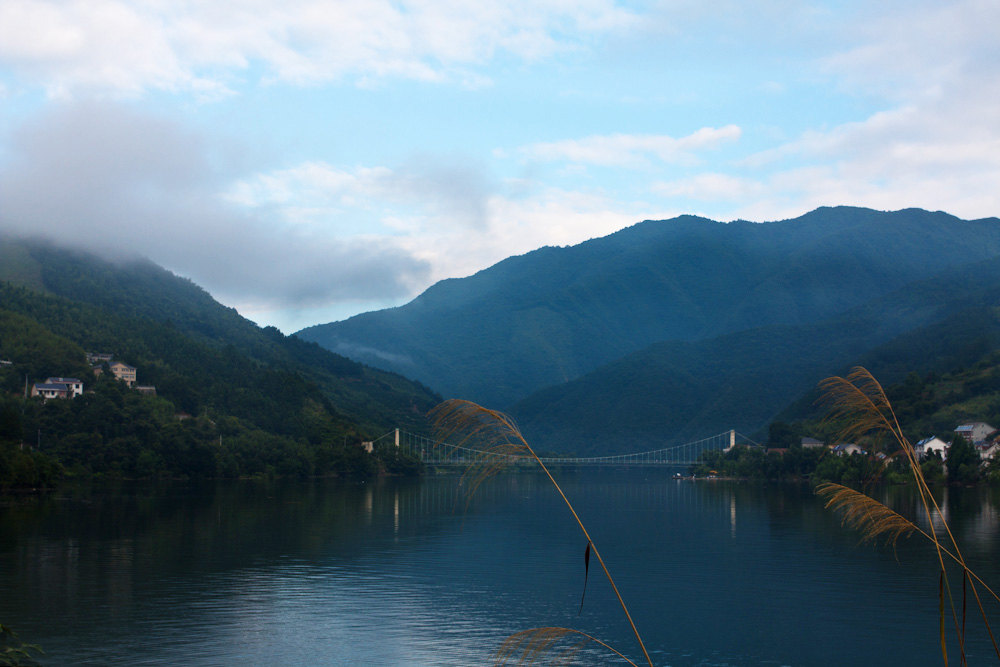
[297,207,1000,409]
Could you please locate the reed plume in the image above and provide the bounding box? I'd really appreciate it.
[818,367,1000,665]
[0,622,42,667]
[431,399,653,667]
[494,627,640,666]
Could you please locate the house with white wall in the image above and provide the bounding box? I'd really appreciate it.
[915,436,948,459]
[45,377,83,397]
[31,382,70,400]
[954,422,996,445]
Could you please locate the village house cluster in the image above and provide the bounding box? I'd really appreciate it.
[27,352,155,401]
[798,421,1000,462]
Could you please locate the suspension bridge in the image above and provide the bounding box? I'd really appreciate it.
[367,428,758,467]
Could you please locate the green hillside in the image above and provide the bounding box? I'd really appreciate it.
[0,237,439,486]
[298,207,1000,409]
[509,257,1000,455]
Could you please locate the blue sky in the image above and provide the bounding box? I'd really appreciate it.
[1,0,998,332]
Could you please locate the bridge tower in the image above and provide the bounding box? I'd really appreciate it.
[725,429,735,452]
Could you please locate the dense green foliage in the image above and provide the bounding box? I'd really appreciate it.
[0,238,438,487]
[693,445,827,481]
[300,207,1000,411]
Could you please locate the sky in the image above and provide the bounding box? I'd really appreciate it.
[1,0,998,333]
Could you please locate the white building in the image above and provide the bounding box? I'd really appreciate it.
[979,442,1000,461]
[45,377,83,397]
[954,422,996,445]
[915,436,948,458]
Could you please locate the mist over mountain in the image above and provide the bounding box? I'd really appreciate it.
[297,207,1000,425]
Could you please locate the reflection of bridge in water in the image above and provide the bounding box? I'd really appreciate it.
[371,429,758,467]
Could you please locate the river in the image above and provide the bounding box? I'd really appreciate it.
[2,469,1000,665]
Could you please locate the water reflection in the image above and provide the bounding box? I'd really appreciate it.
[1,473,1000,665]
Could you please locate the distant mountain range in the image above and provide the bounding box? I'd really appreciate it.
[296,207,1000,454]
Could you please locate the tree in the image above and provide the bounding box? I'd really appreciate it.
[0,402,21,443]
[945,434,980,484]
[767,420,801,449]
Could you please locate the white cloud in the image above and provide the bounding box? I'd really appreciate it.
[652,173,763,202]
[658,0,1000,223]
[0,0,637,96]
[520,126,742,167]
[397,186,656,285]
[229,159,655,290]
[731,89,1000,222]
[822,0,1000,102]
[229,156,494,236]
[0,100,430,315]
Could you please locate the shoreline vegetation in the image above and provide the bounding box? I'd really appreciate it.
[689,443,964,486]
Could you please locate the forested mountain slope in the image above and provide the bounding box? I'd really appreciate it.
[509,256,1000,455]
[298,207,1000,408]
[0,236,439,484]
[0,236,439,433]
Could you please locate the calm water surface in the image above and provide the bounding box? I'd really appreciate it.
[2,469,1000,665]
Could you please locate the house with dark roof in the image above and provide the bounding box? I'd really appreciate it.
[31,382,71,400]
[954,422,996,446]
[45,377,83,397]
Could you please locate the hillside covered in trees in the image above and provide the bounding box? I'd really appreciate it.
[0,236,440,487]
